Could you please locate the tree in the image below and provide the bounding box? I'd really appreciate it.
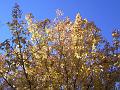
[0,3,120,90]
[0,3,32,90]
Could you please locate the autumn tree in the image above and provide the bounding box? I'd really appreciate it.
[0,3,33,90]
[0,3,120,90]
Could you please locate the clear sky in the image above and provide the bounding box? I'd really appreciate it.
[0,0,120,42]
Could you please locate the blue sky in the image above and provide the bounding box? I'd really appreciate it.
[0,0,120,42]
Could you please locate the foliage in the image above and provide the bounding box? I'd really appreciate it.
[0,3,120,90]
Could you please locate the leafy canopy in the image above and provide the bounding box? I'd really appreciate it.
[0,3,120,90]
